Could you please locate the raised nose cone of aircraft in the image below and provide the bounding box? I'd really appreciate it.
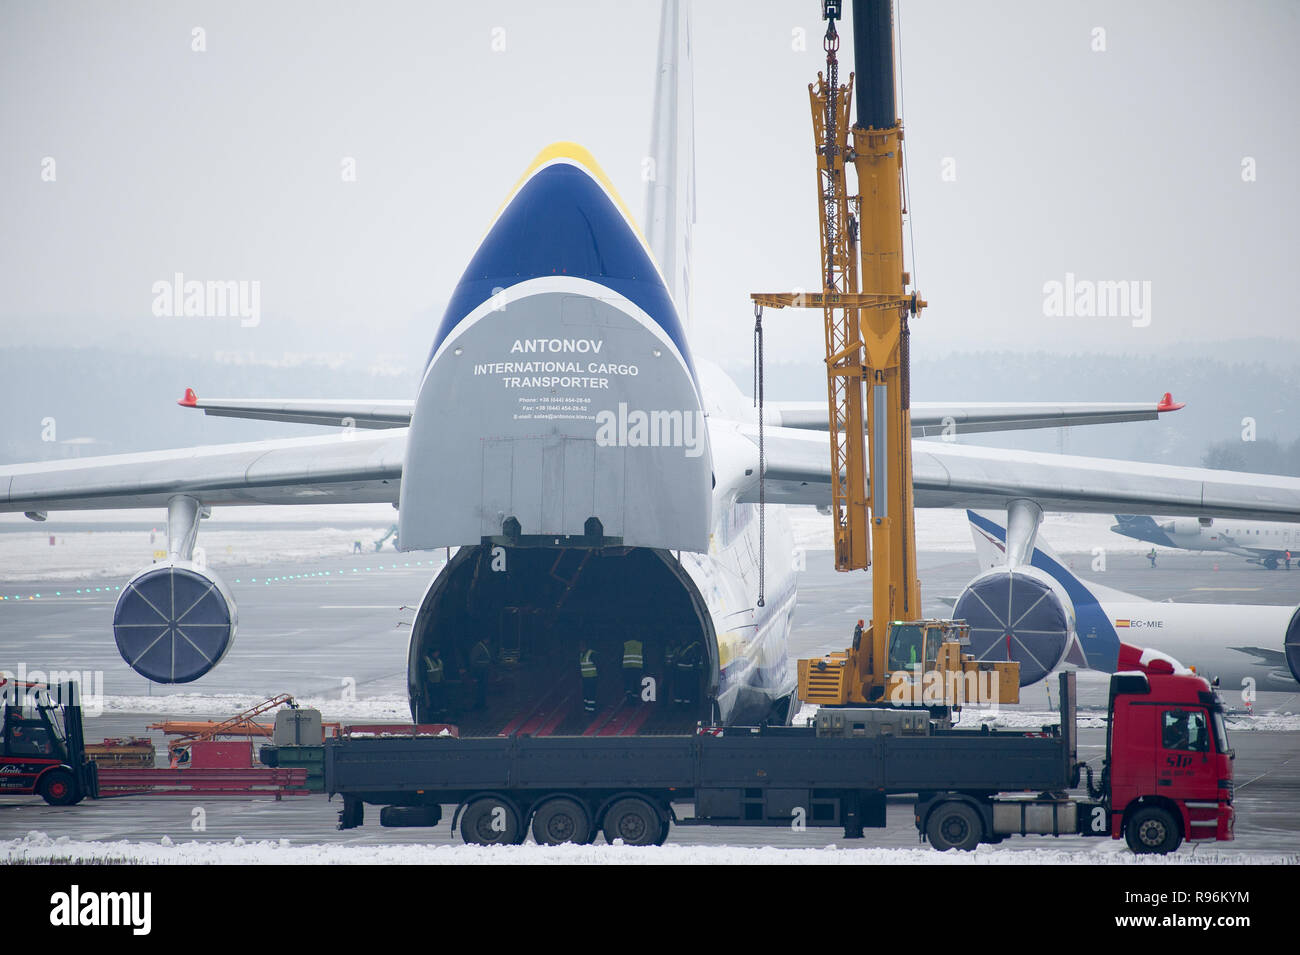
[402,142,712,555]
[430,143,688,372]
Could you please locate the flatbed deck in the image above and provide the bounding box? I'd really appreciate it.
[323,680,1077,845]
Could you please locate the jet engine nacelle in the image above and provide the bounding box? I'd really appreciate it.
[1165,517,1208,537]
[112,562,238,683]
[1287,607,1300,685]
[952,565,1076,687]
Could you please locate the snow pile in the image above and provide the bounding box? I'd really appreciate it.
[4,831,1293,865]
[97,693,411,722]
[955,709,1109,730]
[0,528,405,582]
[1225,711,1300,732]
[794,703,1107,731]
[0,504,426,582]
[0,504,397,527]
[789,508,1151,556]
[796,704,1299,733]
[791,702,819,726]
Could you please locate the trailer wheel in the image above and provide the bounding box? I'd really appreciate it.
[1124,806,1181,854]
[602,797,663,847]
[531,797,593,845]
[461,796,523,846]
[926,801,983,851]
[39,769,81,806]
[653,813,671,846]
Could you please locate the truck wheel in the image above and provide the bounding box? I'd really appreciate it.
[460,796,522,846]
[1124,806,1181,854]
[602,797,664,847]
[39,769,81,806]
[337,798,364,830]
[531,797,593,845]
[379,805,442,828]
[926,801,983,851]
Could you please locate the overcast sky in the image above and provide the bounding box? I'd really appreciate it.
[2,0,1297,372]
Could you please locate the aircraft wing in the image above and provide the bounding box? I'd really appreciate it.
[180,388,1178,438]
[1234,545,1288,561]
[177,388,412,429]
[741,423,1300,521]
[0,430,405,513]
[769,394,1183,437]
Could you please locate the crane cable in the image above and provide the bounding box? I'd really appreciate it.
[754,302,766,608]
[896,0,918,294]
[896,0,917,614]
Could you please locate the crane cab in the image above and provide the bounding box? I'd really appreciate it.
[884,620,1019,707]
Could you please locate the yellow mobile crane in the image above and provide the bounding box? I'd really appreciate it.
[753,0,1016,709]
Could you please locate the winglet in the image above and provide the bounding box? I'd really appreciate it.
[178,387,198,408]
[1156,392,1184,412]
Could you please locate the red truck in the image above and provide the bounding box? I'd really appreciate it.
[1100,670,1234,852]
[318,668,1234,852]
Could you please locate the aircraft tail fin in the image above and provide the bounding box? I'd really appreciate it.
[1110,514,1165,544]
[967,509,1145,605]
[967,510,1008,571]
[644,0,696,329]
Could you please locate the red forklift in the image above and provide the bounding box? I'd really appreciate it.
[0,677,98,805]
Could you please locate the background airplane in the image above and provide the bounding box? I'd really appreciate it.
[964,510,1300,694]
[1113,514,1300,570]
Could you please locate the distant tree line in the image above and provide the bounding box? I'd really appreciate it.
[1201,438,1300,476]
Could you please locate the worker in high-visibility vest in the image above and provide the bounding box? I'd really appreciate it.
[469,639,492,710]
[674,640,701,705]
[579,642,599,713]
[622,634,644,702]
[423,648,445,718]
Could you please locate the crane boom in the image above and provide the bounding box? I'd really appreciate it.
[753,0,1017,709]
[813,15,867,571]
[848,0,921,692]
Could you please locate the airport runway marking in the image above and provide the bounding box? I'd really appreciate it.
[1236,751,1297,791]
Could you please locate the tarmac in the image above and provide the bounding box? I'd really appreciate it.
[1,542,1297,855]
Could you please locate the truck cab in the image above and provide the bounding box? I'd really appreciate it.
[1107,671,1234,852]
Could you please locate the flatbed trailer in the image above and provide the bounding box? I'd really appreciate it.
[322,671,1234,852]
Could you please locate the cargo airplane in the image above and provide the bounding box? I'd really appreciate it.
[5,1,1300,730]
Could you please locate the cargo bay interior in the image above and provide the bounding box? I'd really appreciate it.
[407,545,716,736]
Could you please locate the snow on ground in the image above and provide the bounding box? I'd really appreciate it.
[794,701,1299,732]
[1226,711,1300,732]
[0,505,1139,583]
[0,504,396,527]
[0,527,402,582]
[789,508,1149,556]
[97,693,412,722]
[0,504,404,582]
[3,831,1292,864]
[954,708,1108,729]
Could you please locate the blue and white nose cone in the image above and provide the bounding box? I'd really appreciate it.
[400,143,712,552]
